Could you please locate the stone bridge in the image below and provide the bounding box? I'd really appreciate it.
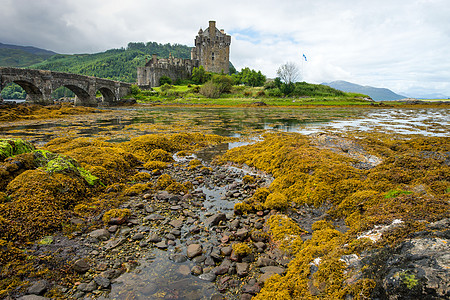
[0,67,132,106]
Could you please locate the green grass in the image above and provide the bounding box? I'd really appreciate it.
[129,84,375,106]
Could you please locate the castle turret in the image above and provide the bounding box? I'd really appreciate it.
[193,20,230,73]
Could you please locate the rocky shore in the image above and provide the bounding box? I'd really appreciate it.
[1,131,449,299]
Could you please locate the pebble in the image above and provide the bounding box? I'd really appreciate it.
[27,280,48,295]
[236,262,249,277]
[186,243,202,258]
[89,229,110,241]
[72,259,90,273]
[155,241,167,249]
[131,233,145,241]
[191,265,203,275]
[148,234,162,243]
[94,275,110,288]
[198,272,216,282]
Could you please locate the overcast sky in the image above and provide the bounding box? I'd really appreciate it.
[1,0,449,98]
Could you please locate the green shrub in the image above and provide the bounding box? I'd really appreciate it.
[199,81,221,98]
[159,76,172,85]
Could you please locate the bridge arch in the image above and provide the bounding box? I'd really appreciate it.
[97,86,116,105]
[1,78,44,103]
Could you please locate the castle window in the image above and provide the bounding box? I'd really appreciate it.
[212,52,215,61]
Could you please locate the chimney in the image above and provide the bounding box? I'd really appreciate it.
[220,29,224,34]
[209,20,216,37]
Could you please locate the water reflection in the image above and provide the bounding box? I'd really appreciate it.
[0,106,448,145]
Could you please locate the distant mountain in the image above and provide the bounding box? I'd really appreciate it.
[322,80,406,101]
[0,42,57,67]
[0,42,57,56]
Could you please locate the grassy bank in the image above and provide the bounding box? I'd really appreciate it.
[127,84,375,106]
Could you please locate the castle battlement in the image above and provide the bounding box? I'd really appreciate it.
[137,21,230,87]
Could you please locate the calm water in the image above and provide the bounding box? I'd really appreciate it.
[1,106,448,146]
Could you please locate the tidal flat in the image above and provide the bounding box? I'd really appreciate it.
[0,103,449,299]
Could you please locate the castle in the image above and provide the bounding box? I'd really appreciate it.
[137,21,231,87]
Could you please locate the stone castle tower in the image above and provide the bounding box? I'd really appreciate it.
[137,21,231,87]
[191,20,231,74]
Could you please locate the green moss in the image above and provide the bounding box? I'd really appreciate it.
[0,138,35,160]
[33,150,100,186]
[398,271,419,289]
[384,189,412,199]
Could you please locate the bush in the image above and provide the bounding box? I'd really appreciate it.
[199,81,221,98]
[130,84,141,96]
[160,83,173,92]
[211,74,234,93]
[267,88,282,97]
[159,76,172,86]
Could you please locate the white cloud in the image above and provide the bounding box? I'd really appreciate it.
[0,0,449,97]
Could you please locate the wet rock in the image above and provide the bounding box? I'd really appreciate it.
[260,266,285,275]
[139,240,148,247]
[221,246,233,256]
[199,272,216,282]
[170,254,188,263]
[242,283,261,295]
[210,249,222,262]
[256,257,276,267]
[107,225,118,233]
[166,233,176,240]
[178,265,191,276]
[170,229,181,236]
[236,262,249,277]
[104,237,126,250]
[155,241,167,249]
[192,255,207,263]
[204,213,227,228]
[119,227,132,236]
[205,256,216,266]
[77,281,97,292]
[131,233,145,241]
[191,265,203,276]
[240,293,253,300]
[169,219,184,228]
[254,242,267,252]
[235,228,249,240]
[148,233,162,243]
[27,280,48,295]
[94,275,110,288]
[187,244,203,258]
[258,273,275,285]
[213,259,231,275]
[144,214,165,221]
[378,237,450,298]
[17,296,50,300]
[89,229,110,241]
[73,258,90,273]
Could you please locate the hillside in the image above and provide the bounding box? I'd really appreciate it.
[322,80,405,101]
[28,42,192,83]
[0,42,56,67]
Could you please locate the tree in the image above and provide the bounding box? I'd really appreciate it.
[277,62,300,84]
[191,66,211,84]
